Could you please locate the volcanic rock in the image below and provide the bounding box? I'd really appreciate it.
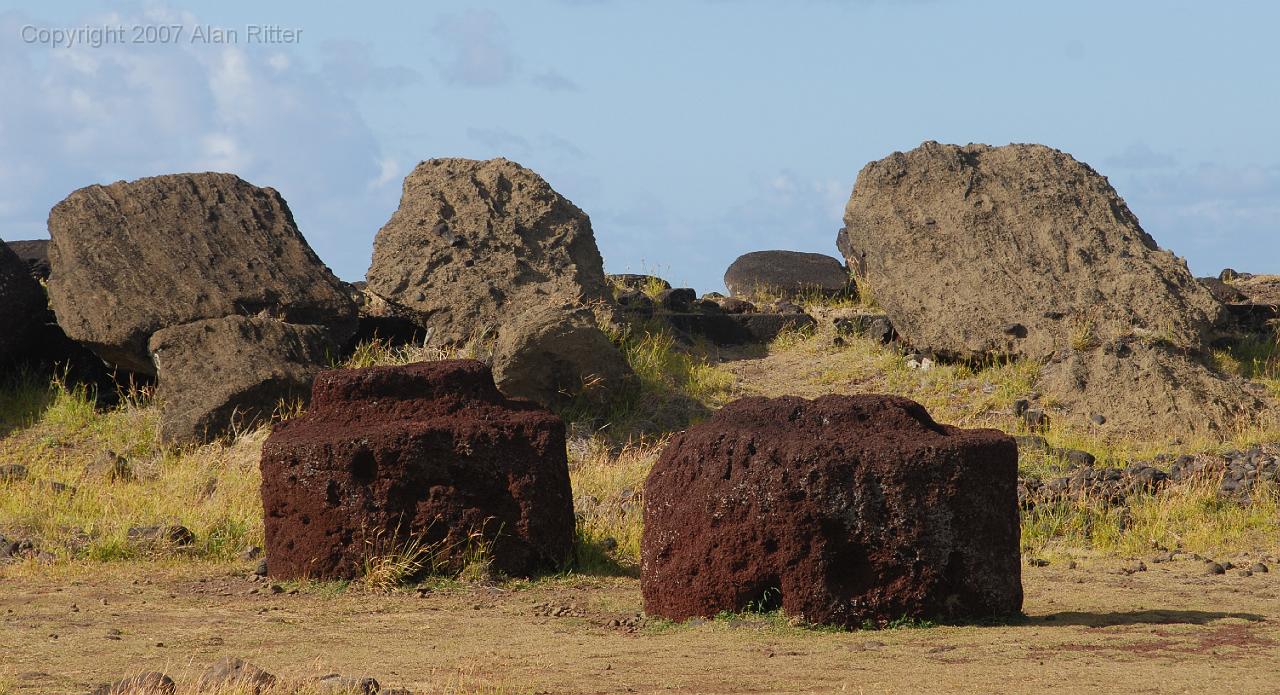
[1038,338,1263,438]
[47,172,355,374]
[365,158,613,346]
[148,316,335,444]
[641,394,1023,627]
[88,672,175,695]
[260,360,575,580]
[5,239,50,281]
[837,141,1223,361]
[723,250,852,299]
[196,657,277,694]
[491,303,632,410]
[0,237,46,364]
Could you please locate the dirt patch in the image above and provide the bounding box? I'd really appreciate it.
[3,557,1280,694]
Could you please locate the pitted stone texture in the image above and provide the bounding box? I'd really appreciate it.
[148,316,335,444]
[47,172,355,374]
[838,141,1223,361]
[260,360,574,580]
[642,394,1022,628]
[365,158,613,346]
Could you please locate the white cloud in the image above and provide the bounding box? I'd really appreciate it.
[0,8,406,280]
[433,10,518,87]
[531,68,580,92]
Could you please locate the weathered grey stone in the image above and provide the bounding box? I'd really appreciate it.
[148,316,334,444]
[48,173,355,374]
[366,158,613,347]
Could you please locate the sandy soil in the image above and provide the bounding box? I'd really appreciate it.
[2,555,1278,694]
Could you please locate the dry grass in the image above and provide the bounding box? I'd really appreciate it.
[568,439,660,571]
[0,373,264,563]
[1023,481,1280,560]
[5,318,1280,580]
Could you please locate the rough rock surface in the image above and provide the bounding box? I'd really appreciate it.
[1037,339,1264,439]
[0,237,46,364]
[260,360,574,580]
[663,312,817,346]
[608,274,670,292]
[1231,275,1280,306]
[366,158,613,346]
[88,672,175,695]
[723,250,852,299]
[491,303,633,409]
[47,172,356,374]
[347,283,428,347]
[149,316,334,444]
[196,656,277,694]
[641,394,1023,627]
[837,141,1224,361]
[5,239,50,280]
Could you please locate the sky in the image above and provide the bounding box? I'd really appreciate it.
[1,1,1278,291]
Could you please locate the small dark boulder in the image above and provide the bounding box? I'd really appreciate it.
[658,287,697,312]
[723,250,852,299]
[642,394,1022,628]
[260,360,575,580]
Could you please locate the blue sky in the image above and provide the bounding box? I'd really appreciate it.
[2,1,1278,291]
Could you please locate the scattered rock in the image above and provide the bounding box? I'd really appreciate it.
[642,394,1022,627]
[148,316,335,444]
[261,360,575,580]
[47,172,356,374]
[1122,560,1147,574]
[614,288,655,313]
[196,657,277,694]
[838,141,1222,362]
[127,525,195,548]
[87,672,175,695]
[1027,558,1049,567]
[0,463,30,483]
[1205,562,1226,576]
[88,451,134,483]
[662,312,817,346]
[365,158,614,347]
[491,303,633,410]
[658,287,697,312]
[254,559,269,577]
[315,674,380,694]
[832,313,895,344]
[608,274,670,292]
[723,250,852,299]
[1252,562,1270,573]
[713,296,757,314]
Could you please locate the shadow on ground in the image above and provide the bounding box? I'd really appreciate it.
[1032,610,1265,627]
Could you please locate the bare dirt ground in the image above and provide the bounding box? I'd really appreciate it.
[3,555,1279,694]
